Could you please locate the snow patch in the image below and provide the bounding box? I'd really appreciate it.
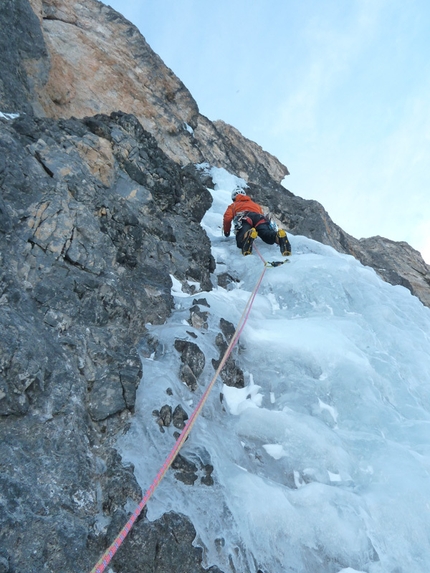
[0,111,19,120]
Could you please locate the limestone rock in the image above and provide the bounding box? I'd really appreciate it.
[193,114,289,186]
[0,110,214,572]
[213,119,289,184]
[17,0,288,186]
[354,236,430,308]
[110,511,223,573]
[212,332,245,389]
[174,339,206,391]
[27,0,202,165]
[247,180,430,307]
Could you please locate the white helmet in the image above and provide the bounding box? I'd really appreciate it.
[231,188,246,201]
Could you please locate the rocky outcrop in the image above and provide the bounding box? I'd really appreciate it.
[353,236,430,308]
[26,0,202,166]
[0,110,216,572]
[174,339,206,392]
[0,0,48,116]
[3,0,429,307]
[109,512,222,573]
[7,0,287,187]
[247,181,430,308]
[193,116,289,186]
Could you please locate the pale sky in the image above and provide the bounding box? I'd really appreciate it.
[106,0,430,263]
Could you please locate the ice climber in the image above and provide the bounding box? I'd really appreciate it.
[223,188,292,256]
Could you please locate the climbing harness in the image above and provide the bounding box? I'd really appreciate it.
[233,212,274,233]
[88,244,287,573]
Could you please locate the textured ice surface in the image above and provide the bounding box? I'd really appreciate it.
[119,167,430,573]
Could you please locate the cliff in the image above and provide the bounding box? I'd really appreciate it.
[0,110,218,572]
[1,1,430,572]
[17,0,289,187]
[3,0,428,306]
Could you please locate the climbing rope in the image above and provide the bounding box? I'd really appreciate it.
[254,243,289,267]
[89,258,269,573]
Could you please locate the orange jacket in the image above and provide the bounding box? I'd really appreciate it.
[223,195,263,235]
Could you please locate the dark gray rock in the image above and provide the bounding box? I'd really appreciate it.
[88,375,126,421]
[189,303,209,329]
[0,0,48,115]
[201,463,215,486]
[217,271,240,290]
[111,512,223,573]
[179,363,199,392]
[193,297,210,307]
[172,453,199,485]
[153,404,174,432]
[219,318,236,344]
[212,332,245,389]
[0,555,8,573]
[171,452,215,488]
[244,180,430,307]
[354,236,430,307]
[175,339,206,390]
[0,111,216,572]
[172,403,189,429]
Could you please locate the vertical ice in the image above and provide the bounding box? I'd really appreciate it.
[119,167,430,573]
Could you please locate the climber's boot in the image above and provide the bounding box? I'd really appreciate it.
[242,228,258,256]
[277,230,291,256]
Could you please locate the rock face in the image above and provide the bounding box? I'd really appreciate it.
[353,236,430,307]
[194,117,289,186]
[14,0,288,187]
[0,0,48,116]
[0,111,215,572]
[246,181,430,308]
[3,0,428,305]
[1,1,430,572]
[26,0,202,166]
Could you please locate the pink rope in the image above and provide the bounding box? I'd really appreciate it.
[89,263,267,573]
[253,242,266,264]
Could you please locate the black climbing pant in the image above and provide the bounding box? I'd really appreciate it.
[235,212,277,249]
